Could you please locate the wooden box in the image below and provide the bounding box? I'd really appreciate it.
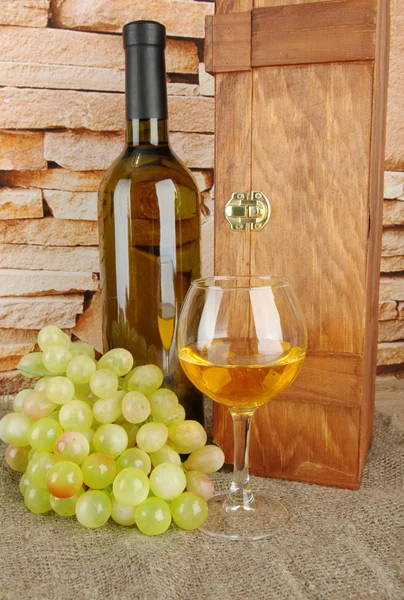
[205,0,390,489]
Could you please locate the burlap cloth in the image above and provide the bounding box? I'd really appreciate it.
[0,411,403,600]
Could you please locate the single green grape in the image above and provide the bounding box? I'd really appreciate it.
[46,460,83,498]
[53,431,90,464]
[110,494,137,526]
[116,448,151,475]
[27,452,57,487]
[89,369,119,399]
[136,422,168,453]
[97,348,134,377]
[75,490,111,528]
[38,325,70,351]
[69,342,95,360]
[127,365,163,395]
[148,388,178,421]
[50,487,84,517]
[112,467,149,507]
[183,445,225,474]
[59,400,93,432]
[81,452,117,489]
[185,471,214,501]
[156,404,186,427]
[66,355,97,385]
[42,345,73,374]
[135,497,171,536]
[13,389,32,413]
[34,377,53,393]
[93,391,124,424]
[149,462,186,501]
[22,391,55,420]
[17,352,51,377]
[5,444,30,472]
[170,491,208,530]
[0,412,33,446]
[93,424,128,458]
[24,484,52,514]
[19,472,30,496]
[149,445,181,468]
[122,391,151,424]
[167,420,207,454]
[29,417,63,452]
[45,376,75,405]
[119,422,139,447]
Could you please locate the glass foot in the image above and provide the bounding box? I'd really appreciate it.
[199,492,290,541]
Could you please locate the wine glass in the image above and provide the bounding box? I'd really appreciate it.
[177,276,307,540]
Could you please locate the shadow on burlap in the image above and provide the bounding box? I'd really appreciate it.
[0,411,403,600]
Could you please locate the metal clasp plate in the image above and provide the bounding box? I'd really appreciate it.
[225,191,271,231]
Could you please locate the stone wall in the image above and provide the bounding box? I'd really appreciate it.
[0,0,402,393]
[0,0,215,393]
[378,0,404,370]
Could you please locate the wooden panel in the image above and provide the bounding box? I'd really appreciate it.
[254,0,343,6]
[212,71,253,439]
[213,0,253,445]
[252,0,377,66]
[278,352,363,406]
[214,72,252,277]
[251,62,373,354]
[211,13,251,73]
[212,0,388,488]
[359,0,390,472]
[214,400,361,488]
[204,15,213,73]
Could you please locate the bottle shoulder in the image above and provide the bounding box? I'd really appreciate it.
[99,146,198,196]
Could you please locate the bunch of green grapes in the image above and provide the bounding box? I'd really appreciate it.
[1,325,225,534]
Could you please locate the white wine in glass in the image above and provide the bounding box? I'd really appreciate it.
[177,276,307,540]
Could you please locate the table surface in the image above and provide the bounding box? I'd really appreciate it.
[375,375,404,428]
[0,378,403,600]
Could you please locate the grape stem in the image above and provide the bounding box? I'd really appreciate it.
[224,409,256,514]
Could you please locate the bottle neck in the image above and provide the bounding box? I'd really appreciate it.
[125,44,168,135]
[126,119,169,146]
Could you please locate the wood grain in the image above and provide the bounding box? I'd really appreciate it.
[254,0,341,6]
[359,0,390,472]
[215,399,361,488]
[277,352,363,406]
[214,72,252,278]
[204,15,213,73]
[252,0,376,66]
[212,0,389,488]
[212,12,251,73]
[251,62,372,354]
[213,0,253,450]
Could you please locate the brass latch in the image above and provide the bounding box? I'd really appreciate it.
[225,191,271,231]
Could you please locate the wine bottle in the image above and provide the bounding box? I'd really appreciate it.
[98,20,204,424]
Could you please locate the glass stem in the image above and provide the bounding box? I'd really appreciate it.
[226,409,255,510]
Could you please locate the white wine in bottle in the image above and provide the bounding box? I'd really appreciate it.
[98,20,203,423]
